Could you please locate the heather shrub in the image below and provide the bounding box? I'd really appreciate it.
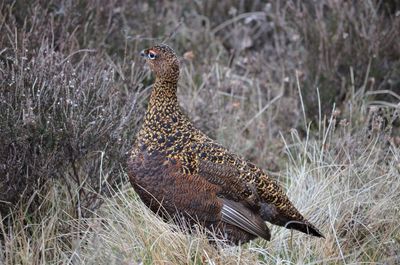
[0,1,145,214]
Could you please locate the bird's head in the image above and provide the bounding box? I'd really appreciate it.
[140,44,180,83]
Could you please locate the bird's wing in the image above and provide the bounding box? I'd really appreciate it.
[194,142,324,238]
[196,154,271,240]
[197,159,253,201]
[220,198,271,241]
[195,142,264,208]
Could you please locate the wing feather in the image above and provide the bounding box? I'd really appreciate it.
[221,198,271,241]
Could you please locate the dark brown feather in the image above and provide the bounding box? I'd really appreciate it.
[128,150,268,243]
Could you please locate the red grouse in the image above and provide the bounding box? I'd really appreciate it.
[128,44,323,244]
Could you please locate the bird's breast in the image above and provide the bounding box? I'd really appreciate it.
[135,127,199,173]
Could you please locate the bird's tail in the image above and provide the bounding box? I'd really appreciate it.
[260,202,324,238]
[283,219,324,237]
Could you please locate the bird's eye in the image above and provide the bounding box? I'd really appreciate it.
[148,52,157,60]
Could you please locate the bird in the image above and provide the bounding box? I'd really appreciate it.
[128,44,324,244]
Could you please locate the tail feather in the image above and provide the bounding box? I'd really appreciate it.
[260,202,324,238]
[284,220,324,238]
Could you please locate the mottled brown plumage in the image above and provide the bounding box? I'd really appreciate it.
[128,44,323,244]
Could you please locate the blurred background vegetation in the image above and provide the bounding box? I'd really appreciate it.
[0,0,399,264]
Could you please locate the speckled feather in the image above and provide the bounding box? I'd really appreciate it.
[128,44,323,244]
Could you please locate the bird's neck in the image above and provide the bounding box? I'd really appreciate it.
[148,78,178,108]
[138,76,187,149]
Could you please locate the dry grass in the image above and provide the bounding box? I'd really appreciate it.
[1,0,400,264]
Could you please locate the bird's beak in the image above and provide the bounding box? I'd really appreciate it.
[140,49,147,58]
